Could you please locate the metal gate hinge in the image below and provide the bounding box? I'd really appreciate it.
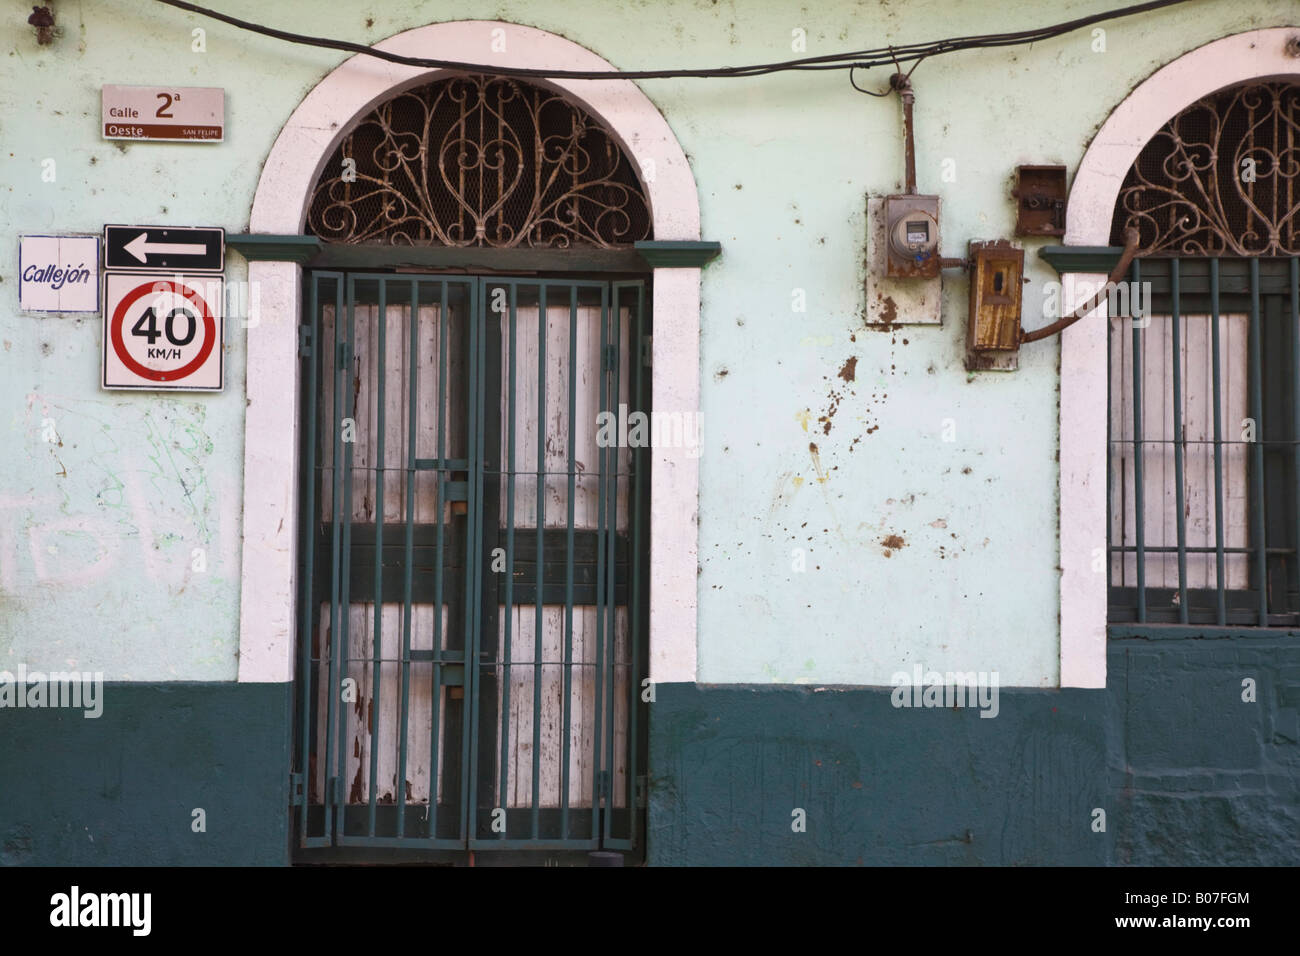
[602,344,617,371]
[290,772,304,807]
[642,335,652,368]
[635,774,648,809]
[337,342,351,370]
[298,325,312,358]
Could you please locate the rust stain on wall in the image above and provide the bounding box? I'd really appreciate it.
[874,293,898,327]
[808,442,829,484]
[881,533,906,557]
[818,356,860,435]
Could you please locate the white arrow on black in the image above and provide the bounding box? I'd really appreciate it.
[124,233,207,263]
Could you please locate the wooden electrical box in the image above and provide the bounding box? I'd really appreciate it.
[1013,165,1067,237]
[966,240,1023,371]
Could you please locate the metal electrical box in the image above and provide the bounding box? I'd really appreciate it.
[1013,165,1068,237]
[883,194,940,279]
[965,239,1024,371]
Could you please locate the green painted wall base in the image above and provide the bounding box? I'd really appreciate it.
[4,635,1296,866]
[0,682,292,866]
[648,636,1300,865]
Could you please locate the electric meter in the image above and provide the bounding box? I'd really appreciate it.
[883,194,941,278]
[892,212,938,257]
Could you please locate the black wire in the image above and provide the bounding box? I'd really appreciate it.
[850,67,893,97]
[148,0,1201,80]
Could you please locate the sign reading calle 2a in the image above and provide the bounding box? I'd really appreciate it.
[101,85,224,142]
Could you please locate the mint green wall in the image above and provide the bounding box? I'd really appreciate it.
[0,1,1289,683]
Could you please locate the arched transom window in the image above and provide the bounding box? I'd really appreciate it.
[307,75,653,248]
[1110,81,1300,257]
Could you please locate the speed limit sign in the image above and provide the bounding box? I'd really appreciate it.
[103,272,223,390]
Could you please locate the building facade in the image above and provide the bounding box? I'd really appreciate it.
[2,0,1298,865]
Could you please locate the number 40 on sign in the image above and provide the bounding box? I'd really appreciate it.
[102,273,223,391]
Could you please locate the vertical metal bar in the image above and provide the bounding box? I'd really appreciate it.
[429,281,449,840]
[465,277,484,840]
[532,283,546,838]
[369,281,387,837]
[402,279,421,838]
[337,276,358,836]
[591,284,609,839]
[560,284,578,840]
[1130,260,1146,623]
[497,283,517,831]
[298,274,321,843]
[1170,260,1188,622]
[1211,258,1227,625]
[1292,258,1300,625]
[324,276,345,842]
[474,294,504,843]
[388,279,414,838]
[1249,257,1268,624]
[603,285,622,844]
[627,281,646,846]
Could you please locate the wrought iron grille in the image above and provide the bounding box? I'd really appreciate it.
[306,75,653,249]
[1110,82,1300,257]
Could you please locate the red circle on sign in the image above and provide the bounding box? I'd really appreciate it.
[110,280,217,383]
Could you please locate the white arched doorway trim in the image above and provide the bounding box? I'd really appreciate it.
[1058,27,1300,688]
[237,21,703,685]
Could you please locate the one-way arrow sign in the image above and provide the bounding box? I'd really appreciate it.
[104,225,224,273]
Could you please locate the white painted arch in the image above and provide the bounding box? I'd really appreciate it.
[1058,27,1300,688]
[238,21,702,684]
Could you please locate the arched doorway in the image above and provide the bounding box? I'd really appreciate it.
[232,22,711,863]
[298,72,652,860]
[1055,28,1300,687]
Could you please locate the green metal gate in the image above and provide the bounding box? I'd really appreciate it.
[1108,257,1300,627]
[292,271,651,858]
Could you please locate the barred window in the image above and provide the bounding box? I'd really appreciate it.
[1107,82,1300,626]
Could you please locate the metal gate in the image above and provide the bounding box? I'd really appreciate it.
[1108,257,1300,626]
[292,271,650,858]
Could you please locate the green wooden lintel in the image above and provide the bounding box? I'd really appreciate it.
[227,235,723,270]
[634,240,722,268]
[307,244,644,272]
[1038,245,1126,275]
[226,234,323,263]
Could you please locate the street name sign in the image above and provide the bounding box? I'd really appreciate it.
[101,85,224,142]
[19,235,100,312]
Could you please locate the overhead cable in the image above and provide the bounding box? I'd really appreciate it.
[149,0,1199,81]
